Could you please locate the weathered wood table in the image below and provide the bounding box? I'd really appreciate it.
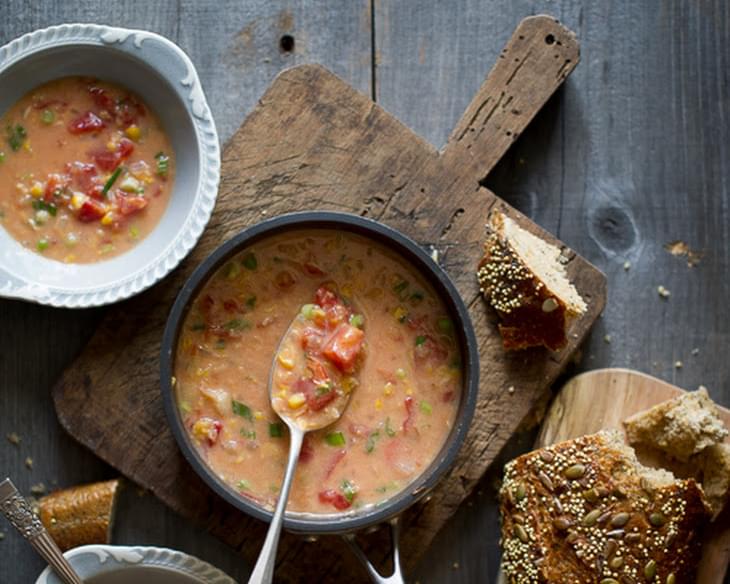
[1,2,728,582]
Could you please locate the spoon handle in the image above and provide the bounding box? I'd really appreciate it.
[248,427,304,584]
[0,478,84,584]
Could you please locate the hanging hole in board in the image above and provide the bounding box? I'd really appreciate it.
[545,34,556,45]
[280,34,295,53]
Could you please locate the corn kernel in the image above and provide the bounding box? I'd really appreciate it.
[288,393,306,409]
[23,141,31,152]
[125,125,141,141]
[30,182,44,198]
[63,254,76,263]
[393,306,408,322]
[100,211,115,226]
[341,284,352,297]
[277,354,295,370]
[395,368,407,380]
[70,192,86,210]
[106,140,117,152]
[405,387,414,396]
[384,382,394,396]
[375,398,383,410]
[254,411,264,420]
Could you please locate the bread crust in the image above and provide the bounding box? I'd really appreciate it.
[500,432,709,583]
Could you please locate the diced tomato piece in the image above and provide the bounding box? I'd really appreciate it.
[315,286,339,309]
[303,261,325,276]
[296,377,337,412]
[65,161,98,191]
[86,184,105,200]
[116,193,148,216]
[414,335,449,365]
[88,86,117,114]
[77,199,106,222]
[300,327,324,352]
[43,173,70,202]
[324,449,347,479]
[318,489,352,510]
[68,111,105,134]
[223,299,239,313]
[117,96,146,126]
[322,324,364,372]
[299,435,314,463]
[305,356,329,384]
[402,396,415,434]
[91,138,134,171]
[442,390,456,403]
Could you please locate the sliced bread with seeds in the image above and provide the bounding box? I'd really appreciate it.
[477,211,586,351]
[500,430,709,583]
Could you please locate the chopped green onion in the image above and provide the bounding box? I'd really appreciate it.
[316,381,333,395]
[237,479,250,491]
[41,110,55,124]
[393,280,409,297]
[102,166,123,197]
[179,401,191,413]
[32,200,57,216]
[365,430,380,453]
[240,428,256,440]
[301,304,317,319]
[189,322,206,331]
[325,431,346,447]
[242,252,257,270]
[375,485,388,494]
[232,400,253,421]
[129,225,140,239]
[449,358,461,370]
[224,261,240,279]
[225,318,250,331]
[419,400,432,415]
[155,151,169,177]
[0,151,5,163]
[269,423,284,438]
[415,335,427,346]
[410,291,424,304]
[36,238,49,252]
[341,479,357,502]
[349,313,364,328]
[269,484,280,493]
[384,417,396,437]
[437,317,453,334]
[99,243,115,255]
[6,124,26,151]
[245,295,257,309]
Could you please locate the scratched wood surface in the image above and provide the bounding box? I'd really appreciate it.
[1,2,729,584]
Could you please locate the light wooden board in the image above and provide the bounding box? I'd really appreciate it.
[50,15,605,583]
[528,368,730,583]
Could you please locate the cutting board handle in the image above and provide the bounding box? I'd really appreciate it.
[442,15,579,185]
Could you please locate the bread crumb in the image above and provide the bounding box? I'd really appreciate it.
[0,532,4,541]
[675,360,683,369]
[6,432,20,446]
[30,483,46,496]
[623,260,631,270]
[657,285,671,298]
[452,562,460,569]
[691,348,700,356]
[507,385,515,394]
[430,247,439,263]
[603,334,612,344]
[25,457,33,469]
[664,240,703,267]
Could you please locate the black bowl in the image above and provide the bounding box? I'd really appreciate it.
[160,211,479,534]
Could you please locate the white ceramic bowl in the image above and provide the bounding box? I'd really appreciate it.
[35,545,235,584]
[0,24,220,307]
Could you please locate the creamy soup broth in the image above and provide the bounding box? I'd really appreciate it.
[174,229,462,514]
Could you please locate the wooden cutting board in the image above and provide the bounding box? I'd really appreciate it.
[52,16,606,582]
[525,368,730,583]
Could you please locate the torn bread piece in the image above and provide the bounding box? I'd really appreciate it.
[500,430,709,583]
[697,442,730,520]
[38,479,120,551]
[477,211,586,351]
[624,387,729,463]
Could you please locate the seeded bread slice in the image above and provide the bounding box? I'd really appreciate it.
[500,430,710,583]
[624,387,729,463]
[477,211,587,351]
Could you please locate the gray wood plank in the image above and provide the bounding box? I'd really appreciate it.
[0,1,370,582]
[374,1,730,583]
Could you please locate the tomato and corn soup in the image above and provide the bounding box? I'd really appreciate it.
[0,77,174,263]
[174,230,463,514]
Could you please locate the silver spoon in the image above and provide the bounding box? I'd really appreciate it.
[247,311,357,584]
[0,478,84,584]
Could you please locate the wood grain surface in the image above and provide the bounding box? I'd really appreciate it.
[2,2,729,583]
[49,16,605,583]
[534,369,730,584]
